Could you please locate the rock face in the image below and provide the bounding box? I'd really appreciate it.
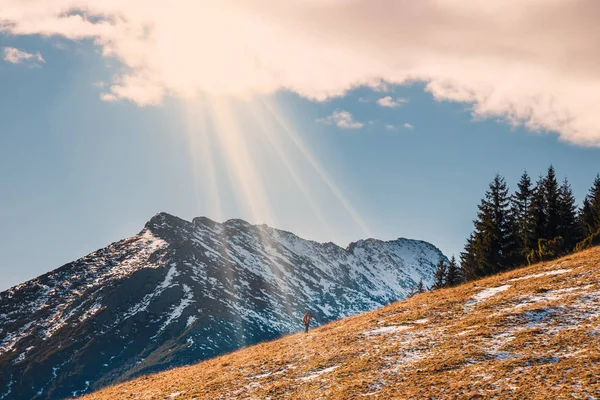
[0,212,446,399]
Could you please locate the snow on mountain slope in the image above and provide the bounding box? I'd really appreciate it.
[82,246,600,400]
[0,212,446,399]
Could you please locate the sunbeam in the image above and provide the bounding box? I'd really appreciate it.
[181,93,372,240]
[260,98,373,237]
[245,101,333,238]
[181,101,224,221]
[202,95,277,227]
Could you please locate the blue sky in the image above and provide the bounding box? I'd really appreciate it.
[2,2,600,291]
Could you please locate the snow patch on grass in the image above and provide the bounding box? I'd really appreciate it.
[485,332,517,361]
[396,349,426,365]
[466,285,511,307]
[498,285,596,315]
[297,365,339,381]
[509,269,571,282]
[364,325,412,336]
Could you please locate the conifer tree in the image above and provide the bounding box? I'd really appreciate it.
[460,234,478,282]
[580,197,595,237]
[511,171,534,264]
[579,175,600,237]
[471,174,516,276]
[557,178,580,250]
[528,176,547,245]
[408,279,426,297]
[431,259,447,289]
[445,256,460,287]
[543,165,561,240]
[589,174,600,233]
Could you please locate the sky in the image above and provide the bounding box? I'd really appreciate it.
[1,0,600,291]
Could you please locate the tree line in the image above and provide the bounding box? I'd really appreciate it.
[430,166,600,289]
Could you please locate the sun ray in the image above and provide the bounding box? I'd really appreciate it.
[245,101,333,237]
[202,95,276,226]
[181,100,224,221]
[259,98,373,238]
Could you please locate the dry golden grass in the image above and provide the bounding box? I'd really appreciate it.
[83,248,600,399]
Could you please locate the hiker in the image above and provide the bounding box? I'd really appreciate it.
[302,312,313,333]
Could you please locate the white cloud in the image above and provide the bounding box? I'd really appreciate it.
[318,110,364,129]
[1,1,600,145]
[2,47,44,65]
[403,123,415,130]
[369,81,391,93]
[377,96,408,108]
[385,124,396,130]
[100,92,119,102]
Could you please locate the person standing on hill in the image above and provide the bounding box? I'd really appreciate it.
[302,312,313,333]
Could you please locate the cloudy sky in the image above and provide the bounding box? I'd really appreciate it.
[1,0,600,290]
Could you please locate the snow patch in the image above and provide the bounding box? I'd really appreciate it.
[364,325,411,336]
[499,286,594,314]
[153,284,195,338]
[0,375,13,400]
[297,365,339,381]
[485,332,517,361]
[252,372,272,379]
[186,315,198,328]
[508,269,571,282]
[466,285,511,306]
[395,349,426,365]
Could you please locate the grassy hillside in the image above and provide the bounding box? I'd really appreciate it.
[83,248,600,399]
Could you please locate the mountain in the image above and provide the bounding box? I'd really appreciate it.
[82,246,600,400]
[0,212,446,399]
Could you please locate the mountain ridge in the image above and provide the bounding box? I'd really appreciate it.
[146,212,435,255]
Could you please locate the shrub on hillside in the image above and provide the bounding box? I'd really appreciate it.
[575,228,600,252]
[527,237,564,265]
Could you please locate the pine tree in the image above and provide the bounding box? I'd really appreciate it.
[580,197,595,237]
[445,256,460,287]
[460,234,478,282]
[528,176,547,246]
[557,178,580,250]
[579,175,600,237]
[511,171,534,264]
[471,174,517,276]
[543,165,561,240]
[408,279,426,297]
[431,259,447,289]
[589,174,600,233]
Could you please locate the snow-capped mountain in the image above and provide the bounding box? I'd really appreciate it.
[0,212,446,399]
